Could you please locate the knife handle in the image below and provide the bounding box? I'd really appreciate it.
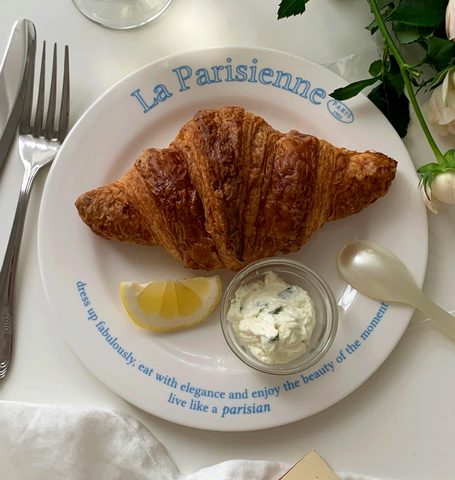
[0,164,36,381]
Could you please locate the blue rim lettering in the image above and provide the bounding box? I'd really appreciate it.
[327,99,354,124]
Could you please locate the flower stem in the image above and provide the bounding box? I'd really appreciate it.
[367,0,445,164]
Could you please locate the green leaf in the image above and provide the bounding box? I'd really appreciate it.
[330,76,380,101]
[392,22,420,44]
[417,162,443,174]
[442,149,455,169]
[390,0,447,27]
[366,3,394,34]
[424,37,455,71]
[377,0,394,9]
[384,55,405,95]
[433,20,449,39]
[366,18,379,35]
[418,26,438,40]
[277,0,310,19]
[429,65,455,89]
[392,22,435,45]
[369,60,382,77]
[444,149,455,162]
[368,82,410,138]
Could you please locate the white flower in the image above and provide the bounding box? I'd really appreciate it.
[428,68,455,135]
[447,0,455,41]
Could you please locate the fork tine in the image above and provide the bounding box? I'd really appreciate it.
[19,38,36,135]
[44,44,57,140]
[57,46,70,142]
[32,41,46,138]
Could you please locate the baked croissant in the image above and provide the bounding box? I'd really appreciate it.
[75,106,397,271]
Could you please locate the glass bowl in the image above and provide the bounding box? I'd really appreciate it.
[220,257,338,375]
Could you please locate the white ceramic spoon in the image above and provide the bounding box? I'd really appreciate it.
[337,240,455,341]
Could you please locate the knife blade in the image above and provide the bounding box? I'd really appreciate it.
[0,19,36,173]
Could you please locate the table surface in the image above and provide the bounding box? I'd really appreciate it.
[2,1,455,478]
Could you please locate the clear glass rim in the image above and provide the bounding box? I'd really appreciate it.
[220,257,339,375]
[71,0,174,31]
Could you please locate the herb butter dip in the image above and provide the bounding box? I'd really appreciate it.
[227,272,316,364]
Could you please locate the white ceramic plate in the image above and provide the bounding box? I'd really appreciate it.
[38,47,428,431]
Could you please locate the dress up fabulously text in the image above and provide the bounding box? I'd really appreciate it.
[76,281,387,418]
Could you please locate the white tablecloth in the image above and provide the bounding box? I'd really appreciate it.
[0,400,376,480]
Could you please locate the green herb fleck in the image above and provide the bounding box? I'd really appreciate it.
[271,306,283,315]
[278,287,294,299]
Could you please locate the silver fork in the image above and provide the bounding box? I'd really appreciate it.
[0,41,70,381]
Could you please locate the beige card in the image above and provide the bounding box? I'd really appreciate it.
[279,450,340,480]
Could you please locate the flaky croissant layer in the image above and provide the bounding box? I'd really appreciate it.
[75,106,397,271]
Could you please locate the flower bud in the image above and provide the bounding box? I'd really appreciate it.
[431,170,455,204]
[419,182,438,214]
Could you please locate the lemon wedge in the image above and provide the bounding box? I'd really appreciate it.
[120,276,222,331]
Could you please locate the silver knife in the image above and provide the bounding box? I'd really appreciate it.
[0,19,36,173]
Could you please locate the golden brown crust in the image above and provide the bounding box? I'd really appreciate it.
[134,147,222,270]
[172,107,246,270]
[74,169,159,247]
[75,106,397,271]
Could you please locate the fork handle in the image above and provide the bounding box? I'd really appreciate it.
[0,163,38,381]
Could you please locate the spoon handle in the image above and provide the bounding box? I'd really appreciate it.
[414,293,455,341]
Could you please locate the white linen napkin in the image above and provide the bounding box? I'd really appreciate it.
[0,401,374,480]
